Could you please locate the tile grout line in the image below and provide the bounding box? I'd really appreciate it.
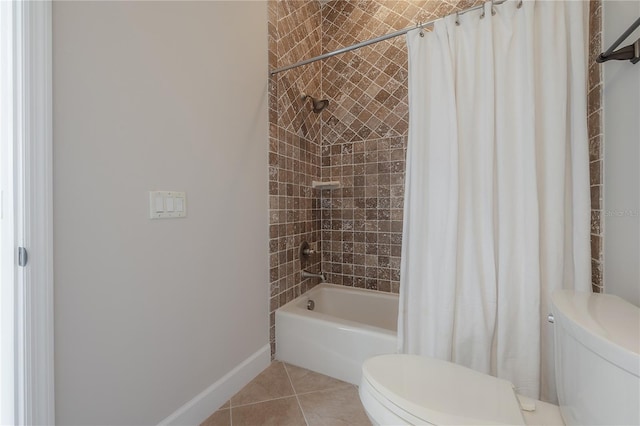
[294,383,353,398]
[228,393,298,409]
[283,363,311,426]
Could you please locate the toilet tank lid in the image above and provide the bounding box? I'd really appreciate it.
[551,290,639,376]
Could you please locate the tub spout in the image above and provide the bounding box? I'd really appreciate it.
[301,270,326,282]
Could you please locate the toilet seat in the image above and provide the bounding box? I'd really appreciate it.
[360,354,526,425]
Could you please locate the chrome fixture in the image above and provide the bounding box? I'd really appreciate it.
[301,94,329,113]
[307,299,315,310]
[299,241,316,261]
[301,270,326,282]
[547,313,555,323]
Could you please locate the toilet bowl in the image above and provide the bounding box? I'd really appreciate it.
[359,290,640,425]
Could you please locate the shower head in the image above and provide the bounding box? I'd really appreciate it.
[302,94,329,113]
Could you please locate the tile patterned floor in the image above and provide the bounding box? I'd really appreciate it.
[201,362,372,426]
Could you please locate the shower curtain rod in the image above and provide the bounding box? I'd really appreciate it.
[269,0,508,76]
[596,17,640,64]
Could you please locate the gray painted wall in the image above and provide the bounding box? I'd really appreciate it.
[53,1,269,424]
[603,0,640,306]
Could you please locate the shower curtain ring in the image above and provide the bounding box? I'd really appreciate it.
[491,0,497,15]
[455,11,461,26]
[517,0,523,8]
[480,6,485,19]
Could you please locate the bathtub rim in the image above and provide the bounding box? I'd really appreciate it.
[276,283,398,336]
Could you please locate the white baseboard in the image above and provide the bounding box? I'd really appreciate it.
[158,344,270,426]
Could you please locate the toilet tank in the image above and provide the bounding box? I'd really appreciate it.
[552,290,639,425]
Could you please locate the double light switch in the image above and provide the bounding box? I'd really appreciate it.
[149,191,186,219]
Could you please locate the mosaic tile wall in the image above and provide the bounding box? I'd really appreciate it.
[320,136,407,291]
[268,0,324,356]
[588,0,604,293]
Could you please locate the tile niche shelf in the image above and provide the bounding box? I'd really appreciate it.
[311,180,341,190]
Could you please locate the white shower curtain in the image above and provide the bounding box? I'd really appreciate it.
[398,0,591,401]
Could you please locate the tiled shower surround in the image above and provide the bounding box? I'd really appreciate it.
[268,0,323,356]
[319,0,481,289]
[321,136,407,291]
[587,0,604,292]
[269,0,604,355]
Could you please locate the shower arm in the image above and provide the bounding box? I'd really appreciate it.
[302,94,329,113]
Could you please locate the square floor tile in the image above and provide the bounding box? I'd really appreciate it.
[284,363,352,394]
[200,409,230,426]
[231,362,295,406]
[297,386,372,426]
[232,397,306,426]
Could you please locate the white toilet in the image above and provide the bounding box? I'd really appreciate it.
[359,290,640,425]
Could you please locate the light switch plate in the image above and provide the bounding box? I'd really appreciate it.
[149,191,186,219]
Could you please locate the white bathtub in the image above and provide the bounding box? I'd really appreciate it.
[275,283,398,385]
